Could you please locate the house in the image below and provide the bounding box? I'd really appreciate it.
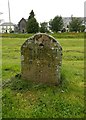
[0,22,16,33]
[62,17,85,32]
[63,17,71,28]
[18,18,27,33]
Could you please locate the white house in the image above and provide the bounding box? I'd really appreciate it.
[0,22,16,33]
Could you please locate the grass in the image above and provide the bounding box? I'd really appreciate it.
[0,32,84,38]
[2,34,84,118]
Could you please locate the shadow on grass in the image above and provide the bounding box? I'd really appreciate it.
[2,68,70,93]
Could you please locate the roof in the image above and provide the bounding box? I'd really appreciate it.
[19,18,27,22]
[0,22,15,26]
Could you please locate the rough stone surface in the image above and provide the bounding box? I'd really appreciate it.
[21,33,62,85]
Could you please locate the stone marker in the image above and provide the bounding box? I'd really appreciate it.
[21,33,62,85]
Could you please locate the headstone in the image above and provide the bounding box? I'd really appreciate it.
[21,33,62,85]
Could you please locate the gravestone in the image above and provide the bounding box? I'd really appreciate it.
[21,33,62,85]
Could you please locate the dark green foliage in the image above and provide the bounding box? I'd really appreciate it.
[69,17,83,32]
[27,18,39,33]
[80,25,85,32]
[26,10,39,33]
[49,16,64,32]
[28,10,35,19]
[40,22,49,33]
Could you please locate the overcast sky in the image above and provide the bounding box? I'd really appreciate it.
[0,0,85,24]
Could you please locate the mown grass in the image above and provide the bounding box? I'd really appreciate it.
[0,32,84,38]
[2,34,84,118]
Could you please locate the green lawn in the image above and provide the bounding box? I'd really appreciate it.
[2,34,84,118]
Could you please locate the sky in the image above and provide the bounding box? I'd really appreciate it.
[0,0,85,24]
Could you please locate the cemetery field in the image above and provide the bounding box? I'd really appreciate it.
[2,35,84,118]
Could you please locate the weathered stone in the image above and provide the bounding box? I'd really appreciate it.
[21,33,62,85]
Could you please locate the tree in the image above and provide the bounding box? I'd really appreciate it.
[27,10,39,33]
[27,17,39,33]
[49,16,63,32]
[80,24,85,32]
[69,17,83,32]
[40,22,49,33]
[28,10,35,19]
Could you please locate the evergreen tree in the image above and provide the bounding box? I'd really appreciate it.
[27,10,39,33]
[28,10,35,19]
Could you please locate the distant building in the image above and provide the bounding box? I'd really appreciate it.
[62,17,85,32]
[18,18,27,33]
[63,17,71,28]
[0,22,15,33]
